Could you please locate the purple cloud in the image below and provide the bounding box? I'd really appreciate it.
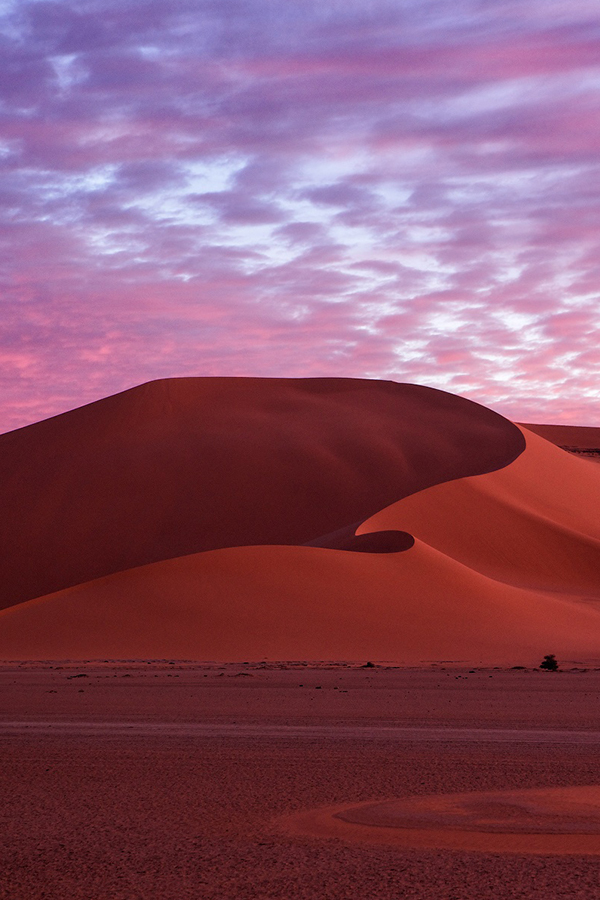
[1,0,600,432]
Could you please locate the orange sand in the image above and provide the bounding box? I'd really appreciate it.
[522,422,600,454]
[0,377,523,610]
[358,427,600,597]
[1,537,600,664]
[1,377,599,665]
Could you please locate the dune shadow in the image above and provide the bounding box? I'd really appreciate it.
[306,526,415,553]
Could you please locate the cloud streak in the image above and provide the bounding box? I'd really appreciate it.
[2,0,600,430]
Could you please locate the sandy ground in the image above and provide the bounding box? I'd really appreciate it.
[2,662,600,900]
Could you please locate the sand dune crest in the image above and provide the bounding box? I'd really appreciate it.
[0,377,524,610]
[1,377,599,663]
[359,426,600,597]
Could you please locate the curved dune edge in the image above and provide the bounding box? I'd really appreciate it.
[0,377,525,611]
[280,786,600,855]
[358,427,600,598]
[522,422,600,455]
[1,539,600,663]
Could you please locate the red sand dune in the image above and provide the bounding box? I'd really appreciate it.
[1,537,600,663]
[521,422,600,452]
[520,422,600,465]
[358,427,600,597]
[0,377,523,610]
[1,377,599,664]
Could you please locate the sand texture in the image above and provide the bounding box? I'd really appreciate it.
[0,377,523,609]
[1,376,600,664]
[286,787,600,855]
[522,422,600,461]
[3,663,600,900]
[3,377,600,899]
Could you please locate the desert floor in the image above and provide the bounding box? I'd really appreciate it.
[2,662,600,900]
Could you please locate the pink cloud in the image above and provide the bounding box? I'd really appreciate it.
[1,0,600,432]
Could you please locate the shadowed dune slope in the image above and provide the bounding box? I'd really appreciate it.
[358,427,600,598]
[1,540,599,664]
[0,377,524,611]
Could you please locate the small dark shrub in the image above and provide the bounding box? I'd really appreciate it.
[540,654,558,671]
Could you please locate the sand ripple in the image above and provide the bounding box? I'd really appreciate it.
[283,786,600,855]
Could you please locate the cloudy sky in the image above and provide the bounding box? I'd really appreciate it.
[2,0,600,431]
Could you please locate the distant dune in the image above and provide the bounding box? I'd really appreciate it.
[1,377,599,664]
[520,422,600,462]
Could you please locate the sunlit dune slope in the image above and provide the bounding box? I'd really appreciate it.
[522,422,600,462]
[0,377,524,611]
[1,540,599,664]
[522,422,600,450]
[358,427,600,597]
[2,377,600,664]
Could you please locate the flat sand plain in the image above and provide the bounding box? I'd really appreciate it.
[2,662,600,899]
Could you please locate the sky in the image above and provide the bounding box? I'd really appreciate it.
[2,0,600,432]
